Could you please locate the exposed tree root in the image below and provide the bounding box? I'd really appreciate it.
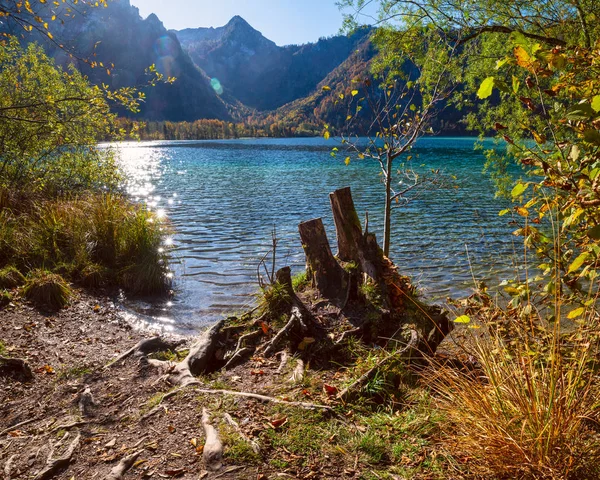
[0,417,41,437]
[261,312,302,357]
[276,351,289,374]
[337,330,419,402]
[4,454,16,479]
[105,449,144,480]
[191,386,333,411]
[224,329,261,369]
[201,408,223,471]
[50,421,89,433]
[169,320,225,385]
[104,337,184,369]
[34,431,81,480]
[0,356,33,381]
[288,359,305,384]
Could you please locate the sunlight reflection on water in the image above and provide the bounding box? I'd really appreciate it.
[105,137,517,335]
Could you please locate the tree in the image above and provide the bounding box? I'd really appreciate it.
[0,38,147,194]
[329,28,459,256]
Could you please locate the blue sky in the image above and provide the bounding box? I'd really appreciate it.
[132,0,367,46]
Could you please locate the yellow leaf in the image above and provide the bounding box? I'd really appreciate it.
[568,252,589,274]
[344,157,350,166]
[351,89,359,96]
[516,207,529,217]
[567,307,585,319]
[323,131,330,140]
[514,46,531,68]
[454,315,470,324]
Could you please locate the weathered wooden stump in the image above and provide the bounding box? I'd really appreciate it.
[295,186,452,355]
[298,218,348,302]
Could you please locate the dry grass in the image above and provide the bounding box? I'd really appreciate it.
[429,300,600,479]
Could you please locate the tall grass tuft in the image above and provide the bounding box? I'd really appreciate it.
[0,190,172,297]
[0,265,25,289]
[429,297,600,479]
[23,269,73,311]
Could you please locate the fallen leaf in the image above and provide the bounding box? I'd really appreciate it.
[8,430,24,437]
[251,369,265,375]
[323,384,338,396]
[168,425,176,433]
[260,321,269,334]
[190,438,197,447]
[270,417,288,428]
[164,468,186,477]
[297,337,315,351]
[93,305,101,312]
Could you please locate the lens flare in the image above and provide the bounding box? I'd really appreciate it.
[210,78,224,95]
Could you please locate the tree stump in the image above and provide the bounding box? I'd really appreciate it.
[296,186,452,355]
[298,218,348,302]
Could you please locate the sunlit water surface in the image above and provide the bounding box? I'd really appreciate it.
[109,137,518,335]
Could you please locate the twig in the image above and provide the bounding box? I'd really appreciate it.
[50,421,89,433]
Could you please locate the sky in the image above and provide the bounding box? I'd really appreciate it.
[132,0,365,46]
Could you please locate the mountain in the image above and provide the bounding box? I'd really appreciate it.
[175,18,373,111]
[3,0,233,121]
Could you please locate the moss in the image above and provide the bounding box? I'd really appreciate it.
[0,266,25,289]
[291,270,308,291]
[23,269,72,311]
[0,290,12,308]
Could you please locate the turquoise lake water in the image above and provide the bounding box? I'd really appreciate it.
[113,137,518,334]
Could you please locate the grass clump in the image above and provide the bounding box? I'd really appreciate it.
[430,297,600,479]
[23,269,72,311]
[0,266,25,289]
[0,191,172,298]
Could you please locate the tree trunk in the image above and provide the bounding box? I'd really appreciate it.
[383,152,393,257]
[298,218,347,301]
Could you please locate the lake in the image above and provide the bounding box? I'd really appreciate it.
[113,137,518,334]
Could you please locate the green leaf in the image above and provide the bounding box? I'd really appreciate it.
[567,307,585,319]
[512,76,520,94]
[495,58,510,70]
[454,315,471,324]
[592,95,600,113]
[511,182,528,198]
[568,252,589,274]
[566,103,595,120]
[477,77,495,99]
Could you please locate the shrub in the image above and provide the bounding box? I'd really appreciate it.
[23,270,73,311]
